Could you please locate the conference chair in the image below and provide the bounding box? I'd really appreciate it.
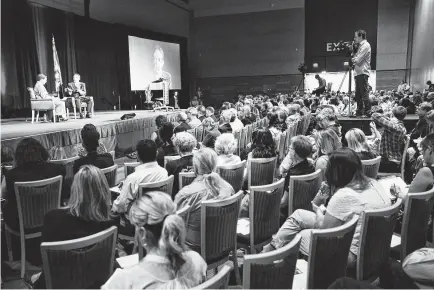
[28,87,56,123]
[164,155,181,168]
[123,161,140,178]
[378,135,410,180]
[237,178,285,254]
[109,150,115,160]
[216,160,246,193]
[179,172,196,190]
[4,175,63,279]
[50,156,79,195]
[245,124,253,145]
[243,234,301,289]
[356,199,402,281]
[302,113,312,135]
[194,125,205,142]
[392,187,434,261]
[238,127,248,154]
[101,165,118,187]
[277,133,286,164]
[288,169,322,216]
[284,123,298,156]
[247,156,277,189]
[292,215,359,289]
[233,131,241,156]
[361,156,382,179]
[193,265,232,289]
[138,175,174,197]
[40,226,117,289]
[201,191,243,285]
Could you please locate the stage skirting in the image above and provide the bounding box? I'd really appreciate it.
[1,110,180,158]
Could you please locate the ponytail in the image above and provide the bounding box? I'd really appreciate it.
[204,172,226,198]
[159,214,187,271]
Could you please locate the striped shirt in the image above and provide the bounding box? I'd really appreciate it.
[353,40,371,76]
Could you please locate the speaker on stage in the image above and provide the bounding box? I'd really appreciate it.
[120,113,136,120]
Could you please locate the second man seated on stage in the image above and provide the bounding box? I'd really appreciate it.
[66,73,94,118]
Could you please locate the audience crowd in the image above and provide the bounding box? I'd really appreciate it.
[1,80,434,288]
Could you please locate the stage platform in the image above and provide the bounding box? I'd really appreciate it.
[338,114,418,136]
[1,110,180,158]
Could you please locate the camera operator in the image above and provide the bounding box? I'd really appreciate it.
[352,29,372,117]
[313,74,327,97]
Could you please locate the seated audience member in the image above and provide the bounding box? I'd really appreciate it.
[229,108,244,132]
[411,102,432,139]
[33,165,117,289]
[205,106,218,122]
[345,128,377,160]
[3,138,66,231]
[174,112,191,134]
[202,117,220,136]
[400,97,416,115]
[1,146,15,168]
[249,129,278,159]
[73,124,114,173]
[113,140,168,222]
[174,148,234,250]
[197,105,206,122]
[188,107,202,129]
[314,128,342,174]
[151,115,167,147]
[166,132,196,196]
[267,111,282,143]
[279,135,316,196]
[262,148,391,268]
[215,133,241,166]
[316,107,341,137]
[76,140,107,158]
[156,123,177,167]
[372,106,407,172]
[103,192,207,289]
[240,105,256,125]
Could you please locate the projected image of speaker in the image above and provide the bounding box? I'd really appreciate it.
[128,36,181,92]
[120,113,136,120]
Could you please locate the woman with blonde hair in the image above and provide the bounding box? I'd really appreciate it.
[174,147,234,250]
[103,191,207,289]
[315,128,342,173]
[215,133,241,166]
[33,165,117,288]
[345,128,377,160]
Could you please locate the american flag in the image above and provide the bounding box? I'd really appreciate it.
[52,35,62,92]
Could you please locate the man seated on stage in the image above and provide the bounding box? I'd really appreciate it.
[312,74,327,96]
[33,74,67,121]
[372,106,407,173]
[66,73,94,119]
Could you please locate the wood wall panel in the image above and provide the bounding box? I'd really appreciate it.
[193,8,304,78]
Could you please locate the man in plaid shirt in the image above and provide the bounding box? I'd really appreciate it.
[372,106,407,172]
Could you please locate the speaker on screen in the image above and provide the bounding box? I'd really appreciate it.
[120,113,136,120]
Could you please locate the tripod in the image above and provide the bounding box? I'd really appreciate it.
[296,73,306,93]
[338,64,353,116]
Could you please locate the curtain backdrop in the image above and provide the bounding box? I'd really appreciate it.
[1,0,40,110]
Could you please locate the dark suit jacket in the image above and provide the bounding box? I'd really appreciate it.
[4,162,66,230]
[73,152,114,174]
[67,82,87,98]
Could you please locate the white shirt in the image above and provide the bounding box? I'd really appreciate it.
[188,118,202,129]
[230,118,244,132]
[112,162,168,215]
[353,40,371,76]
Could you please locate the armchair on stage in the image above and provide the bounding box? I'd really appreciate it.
[28,88,58,123]
[64,95,94,119]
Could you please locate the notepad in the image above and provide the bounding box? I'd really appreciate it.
[237,218,250,235]
[116,253,139,268]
